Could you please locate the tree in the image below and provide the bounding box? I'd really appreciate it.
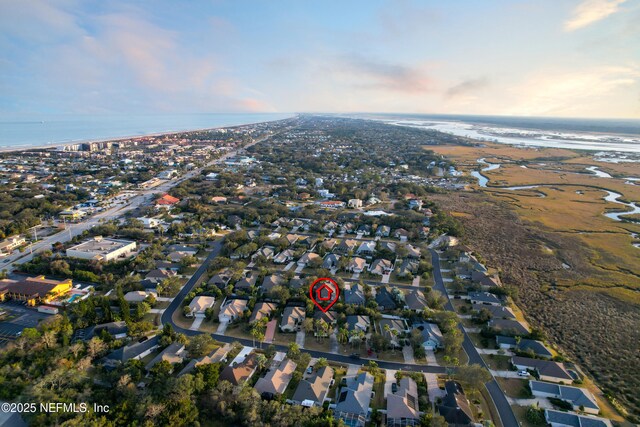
[256,353,268,372]
[315,357,328,369]
[420,412,448,427]
[367,360,379,376]
[87,337,107,359]
[454,364,491,392]
[195,363,222,390]
[287,342,300,360]
[338,327,349,344]
[443,329,463,357]
[186,334,215,358]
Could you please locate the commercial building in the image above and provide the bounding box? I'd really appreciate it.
[0,276,72,306]
[66,237,137,262]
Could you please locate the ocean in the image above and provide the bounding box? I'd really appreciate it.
[354,113,640,153]
[0,113,294,149]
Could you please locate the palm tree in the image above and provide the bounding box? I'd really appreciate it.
[338,327,349,345]
[383,324,391,353]
[256,353,268,372]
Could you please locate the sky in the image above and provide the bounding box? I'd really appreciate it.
[0,0,638,118]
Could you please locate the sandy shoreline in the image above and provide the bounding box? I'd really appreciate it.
[0,115,296,154]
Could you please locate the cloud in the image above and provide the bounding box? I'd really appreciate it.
[505,65,639,117]
[337,54,432,93]
[445,78,489,98]
[564,0,627,31]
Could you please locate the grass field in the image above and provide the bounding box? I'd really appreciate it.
[425,141,640,420]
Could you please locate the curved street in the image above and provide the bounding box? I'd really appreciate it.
[160,240,518,425]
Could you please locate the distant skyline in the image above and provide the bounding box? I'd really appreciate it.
[0,0,638,119]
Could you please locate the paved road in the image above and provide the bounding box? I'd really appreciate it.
[2,132,275,273]
[430,248,518,427]
[161,238,447,374]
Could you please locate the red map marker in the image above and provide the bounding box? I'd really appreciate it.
[309,277,340,312]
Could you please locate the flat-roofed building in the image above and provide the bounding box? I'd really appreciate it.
[66,237,136,262]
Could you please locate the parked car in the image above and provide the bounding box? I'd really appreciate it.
[306,366,314,374]
[391,383,398,393]
[518,370,529,377]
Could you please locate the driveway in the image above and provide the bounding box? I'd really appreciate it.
[330,329,339,353]
[426,350,438,366]
[295,264,305,273]
[216,320,229,334]
[490,370,524,378]
[424,373,445,407]
[283,261,295,271]
[296,330,306,348]
[402,346,416,364]
[384,369,397,398]
[346,364,360,376]
[381,273,391,284]
[189,317,204,331]
[412,276,421,287]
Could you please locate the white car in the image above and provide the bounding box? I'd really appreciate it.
[517,370,529,377]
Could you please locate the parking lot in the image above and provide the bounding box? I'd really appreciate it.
[0,301,52,346]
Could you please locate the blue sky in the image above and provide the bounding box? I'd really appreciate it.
[0,0,638,118]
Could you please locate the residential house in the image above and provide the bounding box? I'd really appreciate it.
[178,344,230,376]
[468,291,503,306]
[145,342,185,372]
[260,274,285,295]
[250,302,278,324]
[292,366,334,406]
[254,358,297,397]
[335,239,358,255]
[145,268,176,284]
[345,315,370,336]
[297,252,321,267]
[375,287,398,311]
[544,410,611,427]
[346,257,367,274]
[103,336,160,368]
[344,284,366,305]
[386,377,420,427]
[356,241,376,257]
[375,225,391,237]
[530,381,599,414]
[369,258,393,275]
[377,241,397,254]
[187,296,216,318]
[273,249,296,264]
[322,253,341,269]
[488,319,530,336]
[511,357,573,384]
[377,317,409,348]
[472,304,516,320]
[397,259,419,278]
[321,238,338,251]
[220,353,258,385]
[334,372,374,427]
[314,310,337,328]
[356,224,372,236]
[404,289,428,312]
[438,381,474,426]
[393,228,410,241]
[235,271,259,291]
[252,246,275,260]
[348,199,363,209]
[280,306,306,332]
[218,299,248,323]
[415,322,443,351]
[405,244,421,259]
[496,336,553,358]
[77,321,127,342]
[208,268,233,288]
[123,290,156,303]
